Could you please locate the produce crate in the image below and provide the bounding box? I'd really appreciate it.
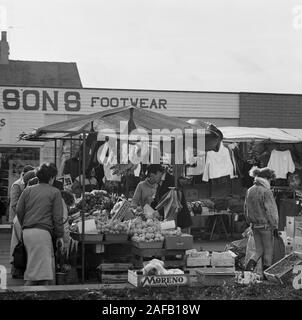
[132,241,164,249]
[70,232,104,243]
[195,268,236,286]
[111,200,131,221]
[264,251,302,284]
[104,233,129,242]
[210,253,235,267]
[187,256,211,267]
[164,234,193,250]
[97,263,132,284]
[132,247,186,269]
[128,269,191,287]
[185,266,235,284]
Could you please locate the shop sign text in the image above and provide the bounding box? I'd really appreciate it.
[1,88,168,112]
[141,275,188,287]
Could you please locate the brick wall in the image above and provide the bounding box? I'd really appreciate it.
[240,93,302,128]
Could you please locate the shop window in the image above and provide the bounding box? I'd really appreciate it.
[0,147,40,222]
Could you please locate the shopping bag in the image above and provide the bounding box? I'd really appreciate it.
[245,232,262,273]
[12,240,27,271]
[272,235,285,264]
[155,188,182,221]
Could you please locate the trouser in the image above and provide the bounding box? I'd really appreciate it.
[10,216,22,264]
[251,227,274,267]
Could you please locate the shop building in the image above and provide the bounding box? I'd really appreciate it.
[0,31,82,218]
[240,92,302,128]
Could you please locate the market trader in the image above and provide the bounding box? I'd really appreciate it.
[131,166,158,209]
[244,167,279,273]
[149,164,192,231]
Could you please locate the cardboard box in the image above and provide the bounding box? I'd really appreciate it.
[286,216,302,238]
[293,236,302,253]
[128,269,190,287]
[286,217,295,238]
[295,219,302,238]
[164,234,193,250]
[187,256,211,267]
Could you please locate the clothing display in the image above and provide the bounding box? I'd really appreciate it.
[227,143,242,178]
[186,156,205,176]
[267,149,295,179]
[63,157,81,181]
[103,164,122,182]
[202,142,235,182]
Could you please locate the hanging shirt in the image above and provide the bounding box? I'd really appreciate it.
[186,156,206,176]
[202,142,235,182]
[267,149,295,179]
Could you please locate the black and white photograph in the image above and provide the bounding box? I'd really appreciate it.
[0,0,302,308]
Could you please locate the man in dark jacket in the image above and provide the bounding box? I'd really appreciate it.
[149,164,192,230]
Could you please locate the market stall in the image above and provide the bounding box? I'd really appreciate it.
[20,105,223,285]
[183,124,302,240]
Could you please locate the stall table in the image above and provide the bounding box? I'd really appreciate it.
[196,211,235,240]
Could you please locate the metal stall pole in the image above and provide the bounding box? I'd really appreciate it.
[81,132,87,283]
[54,139,57,167]
[70,135,73,158]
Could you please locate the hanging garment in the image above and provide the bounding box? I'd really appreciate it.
[202,142,235,182]
[267,149,295,179]
[186,156,206,176]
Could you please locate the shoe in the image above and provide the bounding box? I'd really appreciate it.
[245,259,257,271]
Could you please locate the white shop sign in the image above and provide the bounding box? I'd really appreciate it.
[0,86,239,118]
[0,112,9,143]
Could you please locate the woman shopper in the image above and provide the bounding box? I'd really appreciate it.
[9,165,35,279]
[244,167,279,272]
[16,163,64,286]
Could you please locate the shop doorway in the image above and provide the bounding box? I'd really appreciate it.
[0,147,40,224]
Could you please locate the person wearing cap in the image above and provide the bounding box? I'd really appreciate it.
[9,165,34,223]
[244,167,279,273]
[9,164,34,279]
[23,170,37,188]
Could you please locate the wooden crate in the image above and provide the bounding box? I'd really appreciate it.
[70,232,104,243]
[97,263,132,284]
[264,251,302,284]
[132,241,164,249]
[187,256,211,267]
[128,269,191,287]
[196,268,236,286]
[132,246,186,269]
[104,233,129,242]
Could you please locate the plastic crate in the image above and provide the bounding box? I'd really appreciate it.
[264,251,302,284]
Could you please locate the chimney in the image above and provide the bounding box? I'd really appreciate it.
[0,31,9,64]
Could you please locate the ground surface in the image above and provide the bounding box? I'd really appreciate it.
[0,282,302,300]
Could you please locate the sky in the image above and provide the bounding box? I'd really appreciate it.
[0,0,302,93]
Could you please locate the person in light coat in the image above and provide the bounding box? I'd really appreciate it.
[244,167,279,272]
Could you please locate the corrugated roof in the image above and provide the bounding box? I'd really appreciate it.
[0,60,82,88]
